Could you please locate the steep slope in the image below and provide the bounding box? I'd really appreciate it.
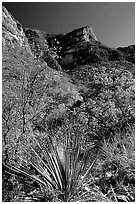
[2,6,83,164]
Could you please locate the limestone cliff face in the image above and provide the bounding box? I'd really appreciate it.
[57,25,97,48]
[2,6,31,52]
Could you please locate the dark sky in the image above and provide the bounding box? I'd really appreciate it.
[3,2,135,48]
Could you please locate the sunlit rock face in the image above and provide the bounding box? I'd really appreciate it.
[58,25,97,49]
[2,6,31,51]
[57,26,98,68]
[82,26,98,42]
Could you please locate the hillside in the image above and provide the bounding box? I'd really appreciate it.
[2,6,135,202]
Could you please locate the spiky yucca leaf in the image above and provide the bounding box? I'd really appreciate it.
[4,135,97,201]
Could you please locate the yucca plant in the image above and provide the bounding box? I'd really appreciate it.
[3,134,100,201]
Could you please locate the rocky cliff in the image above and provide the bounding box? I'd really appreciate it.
[24,25,135,71]
[2,6,31,51]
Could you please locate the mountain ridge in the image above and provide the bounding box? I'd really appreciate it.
[24,27,135,71]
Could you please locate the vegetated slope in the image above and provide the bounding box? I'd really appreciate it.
[2,6,135,202]
[24,20,135,142]
[2,5,83,165]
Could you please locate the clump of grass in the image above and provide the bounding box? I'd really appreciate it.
[93,130,135,202]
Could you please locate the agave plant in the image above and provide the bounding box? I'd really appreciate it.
[3,134,99,201]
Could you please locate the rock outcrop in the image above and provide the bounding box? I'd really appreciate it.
[117,45,135,63]
[2,6,31,51]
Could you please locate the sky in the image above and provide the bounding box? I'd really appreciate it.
[2,2,135,48]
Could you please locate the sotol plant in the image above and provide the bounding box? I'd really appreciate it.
[3,134,102,202]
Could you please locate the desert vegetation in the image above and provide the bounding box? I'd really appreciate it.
[2,6,135,202]
[2,45,135,201]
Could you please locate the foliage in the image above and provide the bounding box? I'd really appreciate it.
[70,61,134,141]
[2,36,82,165]
[93,130,135,202]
